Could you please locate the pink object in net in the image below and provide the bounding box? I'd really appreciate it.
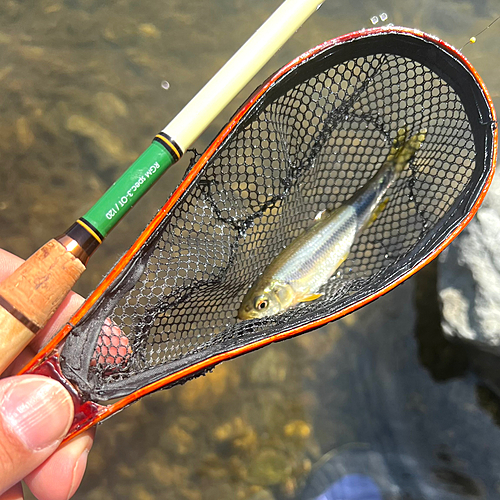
[91,317,132,370]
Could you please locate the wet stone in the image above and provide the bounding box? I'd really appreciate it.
[92,92,128,121]
[248,348,289,384]
[198,453,231,481]
[0,31,13,44]
[213,416,258,453]
[102,17,138,43]
[84,487,108,500]
[283,420,312,440]
[0,65,13,81]
[138,23,161,39]
[247,489,276,500]
[129,485,154,500]
[141,448,190,489]
[294,323,343,361]
[160,422,195,455]
[65,114,134,163]
[247,448,292,486]
[177,363,235,410]
[116,463,135,479]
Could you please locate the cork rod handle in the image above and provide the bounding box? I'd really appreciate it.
[0,240,85,374]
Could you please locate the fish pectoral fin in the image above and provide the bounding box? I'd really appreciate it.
[298,292,324,303]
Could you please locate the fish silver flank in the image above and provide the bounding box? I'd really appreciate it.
[238,127,426,320]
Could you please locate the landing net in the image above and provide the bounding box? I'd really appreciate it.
[59,30,496,401]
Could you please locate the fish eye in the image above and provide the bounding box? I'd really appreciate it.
[255,299,268,310]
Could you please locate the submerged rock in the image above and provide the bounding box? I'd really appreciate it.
[438,174,500,354]
[248,348,289,384]
[247,448,292,486]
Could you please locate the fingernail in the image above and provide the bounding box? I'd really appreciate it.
[1,376,74,451]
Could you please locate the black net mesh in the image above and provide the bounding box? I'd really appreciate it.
[60,31,496,401]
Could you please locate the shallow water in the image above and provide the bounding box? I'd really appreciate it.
[0,0,499,499]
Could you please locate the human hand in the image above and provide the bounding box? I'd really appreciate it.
[0,249,94,500]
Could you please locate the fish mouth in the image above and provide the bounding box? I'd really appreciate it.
[237,308,259,320]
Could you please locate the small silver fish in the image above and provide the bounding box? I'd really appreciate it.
[238,127,426,320]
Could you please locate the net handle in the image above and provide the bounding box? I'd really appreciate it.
[0,0,323,375]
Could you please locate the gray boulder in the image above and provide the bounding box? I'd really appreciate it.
[438,174,500,354]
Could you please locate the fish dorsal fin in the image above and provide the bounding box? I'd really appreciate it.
[366,197,389,228]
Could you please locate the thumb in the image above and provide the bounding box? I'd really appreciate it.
[0,375,74,495]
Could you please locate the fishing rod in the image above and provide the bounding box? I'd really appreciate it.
[0,0,325,374]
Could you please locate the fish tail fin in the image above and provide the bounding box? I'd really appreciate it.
[389,127,427,174]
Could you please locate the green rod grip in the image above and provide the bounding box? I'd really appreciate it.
[83,142,177,237]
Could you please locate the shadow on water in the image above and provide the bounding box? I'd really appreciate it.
[298,259,500,499]
[414,261,469,382]
[415,260,500,432]
[298,273,500,500]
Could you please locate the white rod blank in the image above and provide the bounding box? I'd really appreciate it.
[163,0,324,152]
